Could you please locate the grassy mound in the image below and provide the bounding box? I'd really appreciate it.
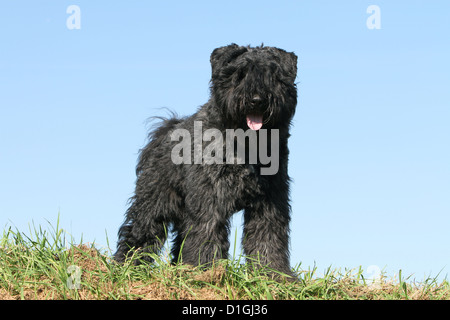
[1,221,449,300]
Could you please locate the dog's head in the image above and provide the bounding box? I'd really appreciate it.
[210,44,297,130]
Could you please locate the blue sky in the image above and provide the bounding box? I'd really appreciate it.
[1,1,449,282]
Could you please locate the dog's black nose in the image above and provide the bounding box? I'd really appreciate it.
[250,95,262,106]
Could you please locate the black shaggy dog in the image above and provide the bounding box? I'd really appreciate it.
[115,44,298,277]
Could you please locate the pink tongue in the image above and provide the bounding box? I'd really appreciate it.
[246,114,263,130]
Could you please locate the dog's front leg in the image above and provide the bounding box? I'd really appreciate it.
[243,188,293,278]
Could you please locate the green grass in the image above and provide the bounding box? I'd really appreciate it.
[1,219,449,300]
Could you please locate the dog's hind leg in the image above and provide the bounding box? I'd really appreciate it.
[115,196,169,264]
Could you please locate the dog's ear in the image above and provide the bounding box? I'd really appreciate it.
[210,44,248,78]
[277,49,298,83]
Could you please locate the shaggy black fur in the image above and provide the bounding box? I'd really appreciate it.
[115,44,298,276]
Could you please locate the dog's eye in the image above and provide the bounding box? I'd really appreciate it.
[233,69,247,82]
